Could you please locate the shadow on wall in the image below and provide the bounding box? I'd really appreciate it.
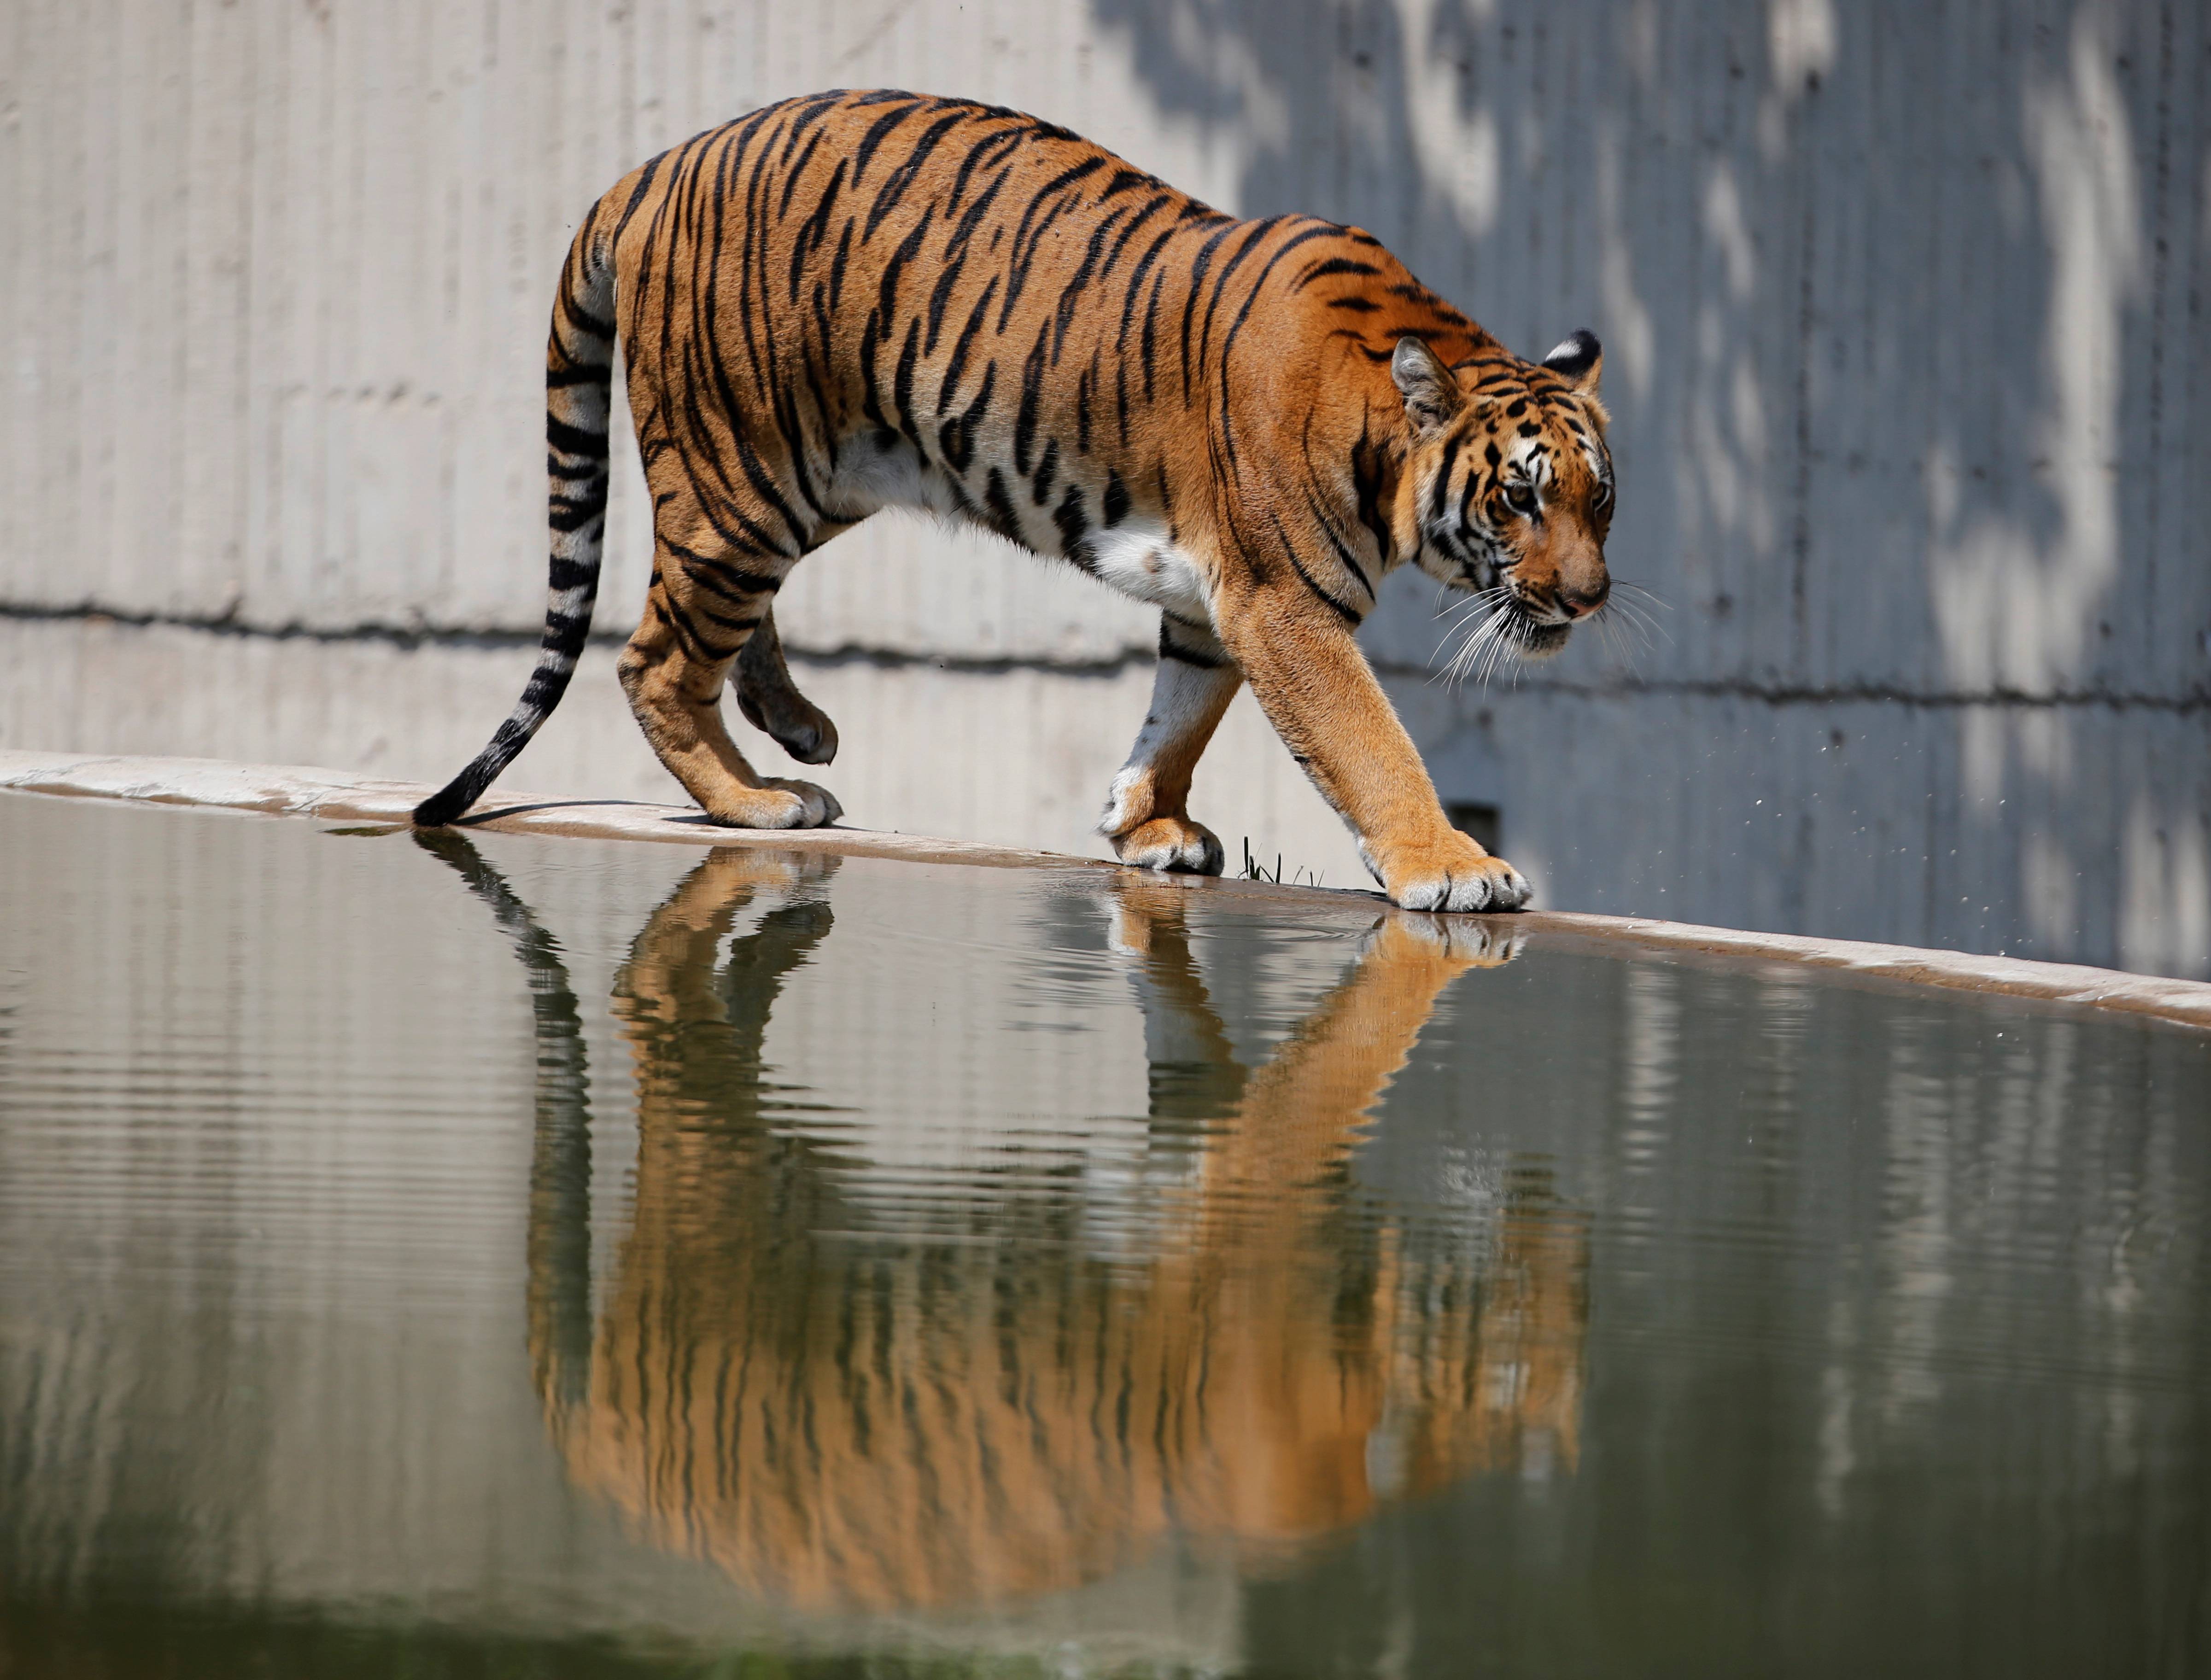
[1088,0,2209,977]
[420,830,1585,1614]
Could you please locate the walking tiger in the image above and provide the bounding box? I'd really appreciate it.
[413,89,1616,913]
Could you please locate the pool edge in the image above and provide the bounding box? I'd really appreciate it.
[6,748,2208,1032]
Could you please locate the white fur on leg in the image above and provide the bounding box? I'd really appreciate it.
[1098,645,1239,838]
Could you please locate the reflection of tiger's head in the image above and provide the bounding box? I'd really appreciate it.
[523,857,1589,1614]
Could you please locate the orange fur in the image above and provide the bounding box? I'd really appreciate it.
[417,91,1615,912]
[533,857,1586,1610]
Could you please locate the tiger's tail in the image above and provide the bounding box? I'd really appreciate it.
[413,214,616,828]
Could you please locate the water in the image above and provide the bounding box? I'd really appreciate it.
[0,792,2205,1678]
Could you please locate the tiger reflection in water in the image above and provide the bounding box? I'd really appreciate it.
[420,835,1587,1613]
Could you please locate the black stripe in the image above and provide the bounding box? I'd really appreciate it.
[1270,510,1362,626]
[1140,268,1166,401]
[1189,218,1280,393]
[942,158,1016,265]
[1103,468,1130,527]
[786,158,849,302]
[547,417,609,459]
[1049,203,1130,362]
[662,594,745,662]
[1100,193,1174,275]
[827,219,854,314]
[1351,434,1394,568]
[693,601,767,633]
[1176,221,1244,400]
[1430,435,1463,519]
[1012,326,1049,475]
[1211,223,1338,473]
[549,496,606,534]
[892,316,923,444]
[669,543,784,596]
[1116,216,1186,354]
[1300,484,1374,600]
[922,252,968,356]
[560,288,614,342]
[1030,436,1059,505]
[862,108,972,240]
[983,467,1025,545]
[936,360,996,473]
[1292,255,1381,290]
[1099,166,1153,201]
[774,121,831,219]
[997,157,1106,330]
[942,124,1024,213]
[1159,622,1228,668]
[1052,482,1089,558]
[936,275,1000,414]
[849,98,922,187]
[860,212,939,433]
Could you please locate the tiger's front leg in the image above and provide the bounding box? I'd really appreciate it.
[1099,616,1242,874]
[1216,583,1531,914]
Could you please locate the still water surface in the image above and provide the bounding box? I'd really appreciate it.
[0,793,2205,1676]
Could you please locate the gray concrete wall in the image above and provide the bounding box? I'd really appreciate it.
[1,0,2205,974]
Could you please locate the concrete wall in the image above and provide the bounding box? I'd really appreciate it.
[1,0,2205,974]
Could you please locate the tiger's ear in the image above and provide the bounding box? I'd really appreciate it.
[1540,329,1603,396]
[1391,337,1462,436]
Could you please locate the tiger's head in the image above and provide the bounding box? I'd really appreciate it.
[1392,330,1614,662]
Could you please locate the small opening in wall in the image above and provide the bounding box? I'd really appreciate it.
[1446,802,1502,857]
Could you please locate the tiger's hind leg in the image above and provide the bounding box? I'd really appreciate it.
[734,605,839,766]
[1099,615,1242,874]
[617,538,843,830]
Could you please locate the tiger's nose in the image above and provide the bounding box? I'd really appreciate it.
[1560,577,1610,618]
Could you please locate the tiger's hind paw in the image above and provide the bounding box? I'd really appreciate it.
[1112,816,1225,875]
[735,682,840,766]
[701,778,843,830]
[766,706,839,766]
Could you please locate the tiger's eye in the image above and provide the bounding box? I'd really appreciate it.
[1503,482,1536,515]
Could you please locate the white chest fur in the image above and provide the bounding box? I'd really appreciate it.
[1080,516,1212,625]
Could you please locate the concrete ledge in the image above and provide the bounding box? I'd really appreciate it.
[6,749,2209,1033]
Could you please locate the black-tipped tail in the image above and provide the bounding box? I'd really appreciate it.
[414,728,528,827]
[414,212,616,827]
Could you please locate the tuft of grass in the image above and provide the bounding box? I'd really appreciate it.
[1239,837,1323,889]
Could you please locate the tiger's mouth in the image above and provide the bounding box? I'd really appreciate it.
[1493,589,1574,659]
[1438,587,1574,685]
[1517,618,1573,658]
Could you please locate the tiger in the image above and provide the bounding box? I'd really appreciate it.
[412,89,1615,914]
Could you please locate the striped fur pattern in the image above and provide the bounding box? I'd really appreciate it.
[487,849,1588,1612]
[414,90,1615,912]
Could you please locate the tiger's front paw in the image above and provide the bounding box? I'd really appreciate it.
[1111,815,1225,875]
[702,778,843,830]
[1362,829,1531,913]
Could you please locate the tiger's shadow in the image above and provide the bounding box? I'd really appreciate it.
[418,834,1588,1615]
